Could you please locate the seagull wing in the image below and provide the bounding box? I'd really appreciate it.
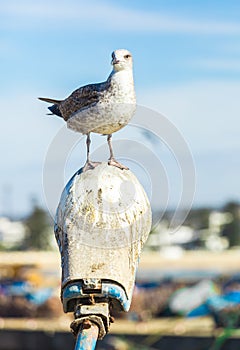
[59,81,108,121]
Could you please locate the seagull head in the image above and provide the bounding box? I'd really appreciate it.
[111,49,133,72]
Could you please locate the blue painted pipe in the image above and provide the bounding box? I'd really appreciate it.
[74,321,99,350]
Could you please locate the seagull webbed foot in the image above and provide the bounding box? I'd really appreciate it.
[108,158,129,170]
[82,161,101,172]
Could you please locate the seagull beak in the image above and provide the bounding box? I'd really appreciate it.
[111,58,120,65]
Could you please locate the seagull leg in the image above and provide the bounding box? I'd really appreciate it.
[86,133,91,164]
[107,134,129,170]
[82,133,101,172]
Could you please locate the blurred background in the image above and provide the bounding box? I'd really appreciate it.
[1,1,240,349]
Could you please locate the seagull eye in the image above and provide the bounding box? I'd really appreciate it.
[124,54,131,59]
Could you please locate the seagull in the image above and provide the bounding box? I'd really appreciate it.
[39,49,136,171]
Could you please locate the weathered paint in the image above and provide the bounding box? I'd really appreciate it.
[62,280,130,313]
[101,282,131,311]
[55,162,152,309]
[74,321,98,350]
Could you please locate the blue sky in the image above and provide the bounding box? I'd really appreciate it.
[1,0,240,217]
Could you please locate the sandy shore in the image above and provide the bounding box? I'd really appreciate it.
[0,250,239,272]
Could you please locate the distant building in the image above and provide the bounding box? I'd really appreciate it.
[202,211,232,251]
[146,220,196,251]
[0,217,26,249]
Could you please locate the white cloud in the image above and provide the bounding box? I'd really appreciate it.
[0,92,62,167]
[139,79,240,207]
[1,79,240,215]
[1,0,240,35]
[194,59,240,72]
[138,80,240,154]
[0,90,65,216]
[1,1,106,20]
[0,39,18,57]
[217,42,240,55]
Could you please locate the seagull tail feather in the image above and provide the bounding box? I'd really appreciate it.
[38,97,63,117]
[38,97,62,104]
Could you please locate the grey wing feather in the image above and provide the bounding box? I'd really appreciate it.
[59,81,109,121]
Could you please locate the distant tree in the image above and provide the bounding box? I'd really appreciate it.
[222,201,240,247]
[22,205,52,250]
[185,208,212,230]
